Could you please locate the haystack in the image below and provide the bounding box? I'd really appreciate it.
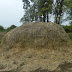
[1,22,71,51]
[0,22,72,72]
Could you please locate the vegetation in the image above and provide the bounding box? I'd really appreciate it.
[62,25,72,40]
[0,25,17,44]
[20,0,53,23]
[20,0,72,24]
[62,25,72,33]
[65,0,72,25]
[0,25,5,32]
[0,25,17,32]
[54,0,64,24]
[6,25,17,32]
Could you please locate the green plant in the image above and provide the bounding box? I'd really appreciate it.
[6,25,16,32]
[0,25,5,32]
[62,25,72,33]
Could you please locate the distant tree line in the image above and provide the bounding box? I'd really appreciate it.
[0,25,16,32]
[20,0,72,25]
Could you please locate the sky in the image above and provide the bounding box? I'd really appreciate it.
[0,0,24,28]
[0,0,70,28]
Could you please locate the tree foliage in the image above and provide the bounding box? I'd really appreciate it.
[38,0,53,22]
[21,0,72,25]
[20,0,53,23]
[54,0,65,24]
[20,2,39,24]
[22,0,30,9]
[64,0,72,25]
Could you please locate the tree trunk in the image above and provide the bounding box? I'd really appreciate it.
[47,12,49,22]
[43,13,46,22]
[54,0,64,24]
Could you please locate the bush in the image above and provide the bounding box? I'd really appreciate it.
[0,25,5,32]
[62,25,72,33]
[6,25,17,32]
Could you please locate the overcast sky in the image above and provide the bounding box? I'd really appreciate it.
[0,0,70,28]
[0,0,24,28]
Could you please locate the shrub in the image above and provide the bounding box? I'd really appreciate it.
[6,25,17,32]
[0,25,5,32]
[62,25,72,33]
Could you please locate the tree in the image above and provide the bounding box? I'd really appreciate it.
[21,0,53,23]
[20,2,39,24]
[38,0,53,22]
[54,0,65,24]
[21,0,72,25]
[22,0,30,9]
[65,0,72,25]
[68,8,72,25]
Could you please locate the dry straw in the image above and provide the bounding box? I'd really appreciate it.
[1,22,71,51]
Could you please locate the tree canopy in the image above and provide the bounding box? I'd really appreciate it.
[20,0,72,25]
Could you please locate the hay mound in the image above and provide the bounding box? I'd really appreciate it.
[0,22,72,72]
[1,22,71,50]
